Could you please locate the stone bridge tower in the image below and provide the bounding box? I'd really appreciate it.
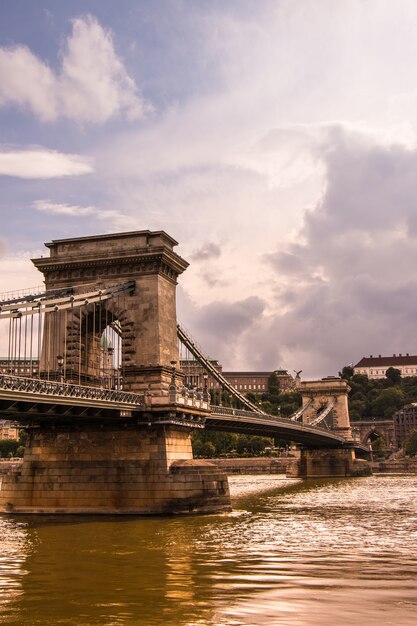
[0,231,231,515]
[299,377,352,441]
[32,230,187,402]
[286,378,365,478]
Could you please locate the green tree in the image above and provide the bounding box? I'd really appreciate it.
[372,387,404,418]
[0,439,20,458]
[371,436,387,459]
[386,367,402,384]
[405,430,417,457]
[339,365,354,380]
[267,373,280,398]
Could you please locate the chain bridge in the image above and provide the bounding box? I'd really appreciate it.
[0,230,368,515]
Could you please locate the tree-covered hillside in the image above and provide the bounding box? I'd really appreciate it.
[340,366,417,420]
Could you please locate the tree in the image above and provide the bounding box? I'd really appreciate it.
[371,436,387,459]
[372,387,404,418]
[339,365,354,380]
[386,367,402,384]
[267,373,280,397]
[0,439,20,458]
[405,430,417,457]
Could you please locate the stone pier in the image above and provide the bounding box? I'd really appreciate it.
[286,378,372,478]
[287,447,372,478]
[0,423,231,514]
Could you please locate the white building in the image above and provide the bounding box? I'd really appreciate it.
[354,354,417,379]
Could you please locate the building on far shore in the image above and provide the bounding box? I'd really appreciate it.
[180,360,295,393]
[223,369,295,393]
[393,404,417,449]
[354,354,417,379]
[0,420,19,441]
[0,358,38,376]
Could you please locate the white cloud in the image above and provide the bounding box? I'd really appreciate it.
[33,200,137,231]
[0,14,149,123]
[0,252,43,296]
[0,46,57,121]
[33,200,130,220]
[0,148,93,178]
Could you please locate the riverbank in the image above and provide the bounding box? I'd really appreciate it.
[372,458,417,473]
[202,456,294,474]
[0,459,22,476]
[3,455,417,477]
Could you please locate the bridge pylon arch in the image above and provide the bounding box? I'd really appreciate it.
[299,377,353,441]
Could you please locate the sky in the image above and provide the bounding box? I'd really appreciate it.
[1,0,417,377]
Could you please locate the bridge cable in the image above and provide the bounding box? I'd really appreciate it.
[24,310,28,366]
[37,304,41,375]
[177,323,265,414]
[29,311,34,377]
[63,306,68,380]
[308,398,337,427]
[78,305,82,386]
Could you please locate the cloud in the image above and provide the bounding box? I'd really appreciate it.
[259,125,417,375]
[33,200,133,228]
[178,288,266,366]
[0,239,6,258]
[175,123,417,376]
[0,148,93,178]
[0,14,149,123]
[0,250,44,355]
[190,242,221,262]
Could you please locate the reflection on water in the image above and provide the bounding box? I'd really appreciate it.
[1,475,417,625]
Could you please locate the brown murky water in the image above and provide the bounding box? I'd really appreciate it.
[1,474,416,625]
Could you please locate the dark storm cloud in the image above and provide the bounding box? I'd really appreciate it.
[194,296,264,339]
[179,126,417,376]
[190,242,221,262]
[261,126,417,375]
[177,287,266,365]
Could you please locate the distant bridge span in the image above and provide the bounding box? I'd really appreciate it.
[207,406,350,448]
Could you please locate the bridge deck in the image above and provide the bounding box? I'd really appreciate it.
[208,406,348,447]
[0,376,360,448]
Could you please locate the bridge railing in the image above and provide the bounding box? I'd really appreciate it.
[0,374,144,406]
[210,404,338,434]
[171,390,210,411]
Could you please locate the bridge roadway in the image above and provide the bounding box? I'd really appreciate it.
[0,375,353,448]
[207,406,348,447]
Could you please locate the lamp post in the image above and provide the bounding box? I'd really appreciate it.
[169,360,177,402]
[203,373,209,403]
[107,346,114,388]
[56,354,64,383]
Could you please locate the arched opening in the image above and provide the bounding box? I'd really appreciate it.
[364,429,383,445]
[63,300,126,387]
[365,430,387,459]
[100,323,122,389]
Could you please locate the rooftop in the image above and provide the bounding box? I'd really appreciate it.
[355,354,417,367]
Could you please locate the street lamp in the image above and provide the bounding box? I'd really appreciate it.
[106,346,114,388]
[56,355,64,382]
[169,360,177,402]
[203,373,209,402]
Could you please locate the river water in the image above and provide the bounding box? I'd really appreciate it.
[1,474,416,626]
